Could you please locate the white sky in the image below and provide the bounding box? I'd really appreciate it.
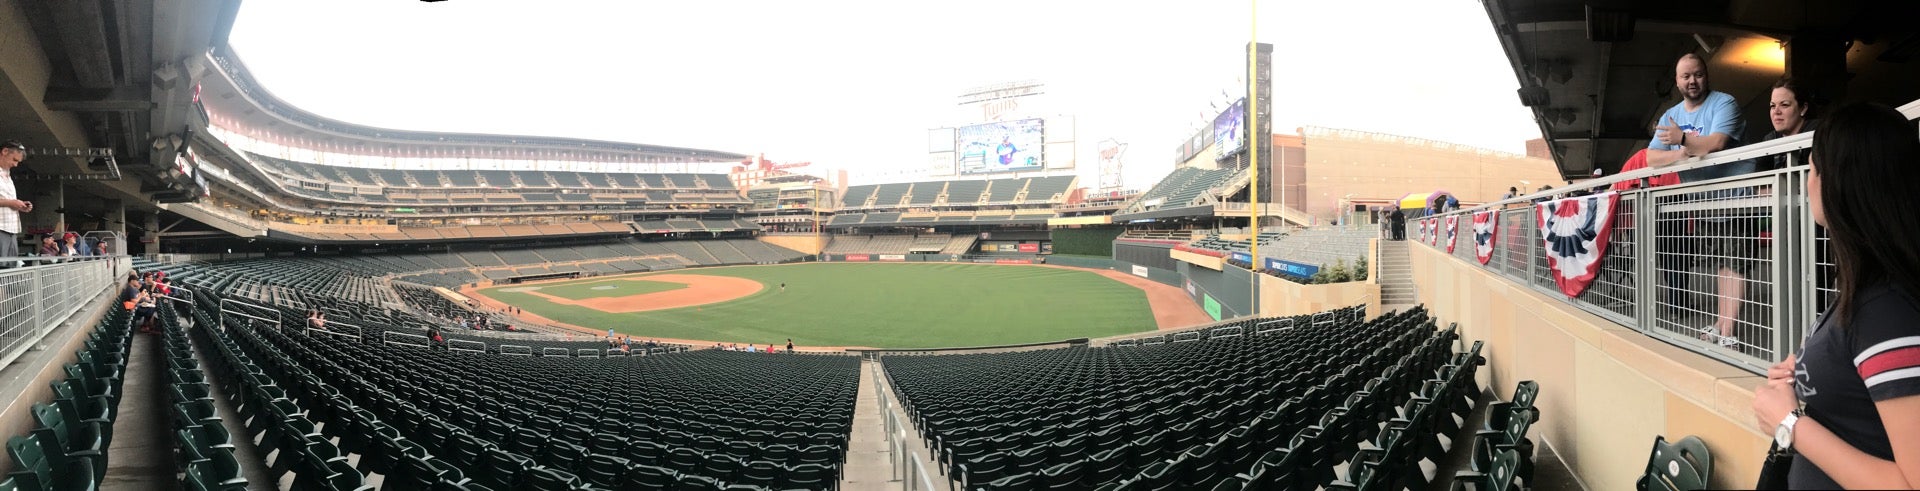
[226,0,1540,190]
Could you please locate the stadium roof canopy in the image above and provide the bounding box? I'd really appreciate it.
[199,46,750,164]
[1483,0,1920,179]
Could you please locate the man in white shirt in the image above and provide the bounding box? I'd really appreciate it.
[0,142,31,267]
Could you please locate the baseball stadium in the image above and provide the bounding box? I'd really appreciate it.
[0,1,1916,490]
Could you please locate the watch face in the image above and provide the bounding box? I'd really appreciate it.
[1776,424,1791,445]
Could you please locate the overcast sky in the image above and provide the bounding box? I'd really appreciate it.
[226,0,1540,189]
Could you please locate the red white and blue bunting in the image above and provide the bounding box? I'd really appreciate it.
[1472,210,1497,265]
[1536,192,1622,298]
[1443,215,1460,253]
[1427,218,1440,246]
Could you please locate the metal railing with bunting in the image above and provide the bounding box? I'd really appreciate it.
[1398,100,1920,374]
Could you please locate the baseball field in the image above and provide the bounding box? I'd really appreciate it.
[468,262,1206,349]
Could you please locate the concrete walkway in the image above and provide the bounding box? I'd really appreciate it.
[840,359,893,490]
[101,331,171,489]
[840,358,950,491]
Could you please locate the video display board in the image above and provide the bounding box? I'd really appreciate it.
[955,118,1045,175]
[1214,98,1245,160]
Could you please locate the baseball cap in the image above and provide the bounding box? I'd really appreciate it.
[0,141,23,152]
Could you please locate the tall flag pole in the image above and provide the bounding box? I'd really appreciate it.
[1247,0,1260,317]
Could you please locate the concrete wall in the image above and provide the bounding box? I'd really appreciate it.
[1257,274,1379,319]
[1297,127,1562,219]
[758,235,828,255]
[1409,244,1767,490]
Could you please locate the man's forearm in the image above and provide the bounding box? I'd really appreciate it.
[1683,133,1732,157]
[1646,148,1689,167]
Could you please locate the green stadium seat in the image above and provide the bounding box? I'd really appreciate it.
[181,448,248,491]
[1451,449,1521,491]
[5,433,96,491]
[28,403,105,482]
[1637,435,1712,491]
[522,467,585,490]
[625,464,676,489]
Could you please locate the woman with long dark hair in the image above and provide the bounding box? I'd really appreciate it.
[1752,103,1920,488]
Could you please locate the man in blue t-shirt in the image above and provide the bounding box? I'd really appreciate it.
[1647,53,1759,350]
[1647,53,1747,181]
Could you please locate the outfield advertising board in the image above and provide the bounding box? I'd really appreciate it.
[1203,294,1222,320]
[1132,265,1149,278]
[1264,257,1319,277]
[1230,251,1253,264]
[878,254,906,262]
[846,254,871,262]
[1017,243,1040,253]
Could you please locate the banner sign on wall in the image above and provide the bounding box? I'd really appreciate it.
[1185,279,1196,296]
[1017,243,1040,253]
[1132,265,1149,278]
[846,254,870,262]
[1230,251,1252,264]
[1202,294,1222,321]
[878,254,906,262]
[1264,257,1320,278]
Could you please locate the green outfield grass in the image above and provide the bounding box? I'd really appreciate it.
[536,278,688,300]
[475,263,1157,348]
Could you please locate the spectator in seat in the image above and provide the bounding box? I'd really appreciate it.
[37,235,58,258]
[133,287,157,334]
[60,232,80,257]
[119,277,140,309]
[1750,103,1920,489]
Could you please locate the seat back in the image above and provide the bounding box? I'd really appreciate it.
[1639,435,1712,491]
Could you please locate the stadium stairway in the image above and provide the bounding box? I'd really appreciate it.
[842,358,951,491]
[838,359,908,491]
[1378,241,1415,310]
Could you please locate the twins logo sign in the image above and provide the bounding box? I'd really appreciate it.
[1443,215,1460,253]
[1536,192,1622,298]
[1471,210,1497,265]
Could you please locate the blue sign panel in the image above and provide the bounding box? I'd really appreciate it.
[1265,257,1320,277]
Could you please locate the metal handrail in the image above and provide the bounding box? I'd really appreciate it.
[1410,157,1817,373]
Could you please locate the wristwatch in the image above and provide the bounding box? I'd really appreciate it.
[1776,409,1804,449]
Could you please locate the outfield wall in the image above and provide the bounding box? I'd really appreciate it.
[1049,227,1123,257]
[1177,261,1257,321]
[1114,242,1180,271]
